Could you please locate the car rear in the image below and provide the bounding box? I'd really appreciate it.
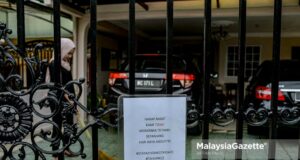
[105,54,202,134]
[246,60,300,133]
[107,54,197,98]
[249,60,300,109]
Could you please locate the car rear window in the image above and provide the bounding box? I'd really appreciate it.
[279,61,300,81]
[256,60,300,81]
[123,56,189,72]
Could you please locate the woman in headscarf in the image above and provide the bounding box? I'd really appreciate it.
[46,38,75,84]
[46,38,76,159]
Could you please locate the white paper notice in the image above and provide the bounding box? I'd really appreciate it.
[123,96,186,160]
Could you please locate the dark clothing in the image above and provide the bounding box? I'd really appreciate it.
[48,61,74,153]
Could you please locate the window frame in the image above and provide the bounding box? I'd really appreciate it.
[225,45,261,80]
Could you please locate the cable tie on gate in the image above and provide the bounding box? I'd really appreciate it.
[199,113,206,120]
[268,111,273,117]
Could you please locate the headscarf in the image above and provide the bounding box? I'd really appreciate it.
[45,38,75,82]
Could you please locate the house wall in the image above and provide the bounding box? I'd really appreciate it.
[218,37,300,86]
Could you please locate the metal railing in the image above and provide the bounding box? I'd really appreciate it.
[0,0,299,159]
[0,0,116,159]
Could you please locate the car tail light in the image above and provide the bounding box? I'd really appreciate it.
[172,73,195,88]
[255,86,285,101]
[109,72,128,86]
[140,54,161,56]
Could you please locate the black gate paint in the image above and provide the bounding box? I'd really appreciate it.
[1,0,299,160]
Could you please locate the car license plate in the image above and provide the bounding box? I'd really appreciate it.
[136,80,160,88]
[295,93,300,102]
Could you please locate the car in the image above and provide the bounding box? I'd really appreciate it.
[245,60,300,135]
[103,54,223,135]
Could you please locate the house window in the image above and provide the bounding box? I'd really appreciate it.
[227,46,260,79]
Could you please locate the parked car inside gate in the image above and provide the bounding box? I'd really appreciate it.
[245,60,300,134]
[104,54,223,134]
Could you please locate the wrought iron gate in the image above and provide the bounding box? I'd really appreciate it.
[0,0,300,160]
[0,0,118,159]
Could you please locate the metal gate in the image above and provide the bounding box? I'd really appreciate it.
[0,0,117,159]
[0,0,299,160]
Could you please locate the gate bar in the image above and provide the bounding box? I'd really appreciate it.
[53,0,61,85]
[298,128,300,160]
[202,0,211,159]
[90,0,99,159]
[129,0,136,94]
[16,0,25,56]
[235,0,246,159]
[53,0,63,159]
[268,0,282,158]
[166,0,173,94]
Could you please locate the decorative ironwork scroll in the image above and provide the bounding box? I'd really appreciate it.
[0,23,117,159]
[208,101,300,127]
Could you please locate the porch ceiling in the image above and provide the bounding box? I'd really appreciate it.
[100,14,300,39]
[66,0,299,7]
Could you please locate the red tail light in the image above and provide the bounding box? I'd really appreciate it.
[255,86,285,101]
[140,54,161,56]
[172,73,195,88]
[109,72,128,86]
